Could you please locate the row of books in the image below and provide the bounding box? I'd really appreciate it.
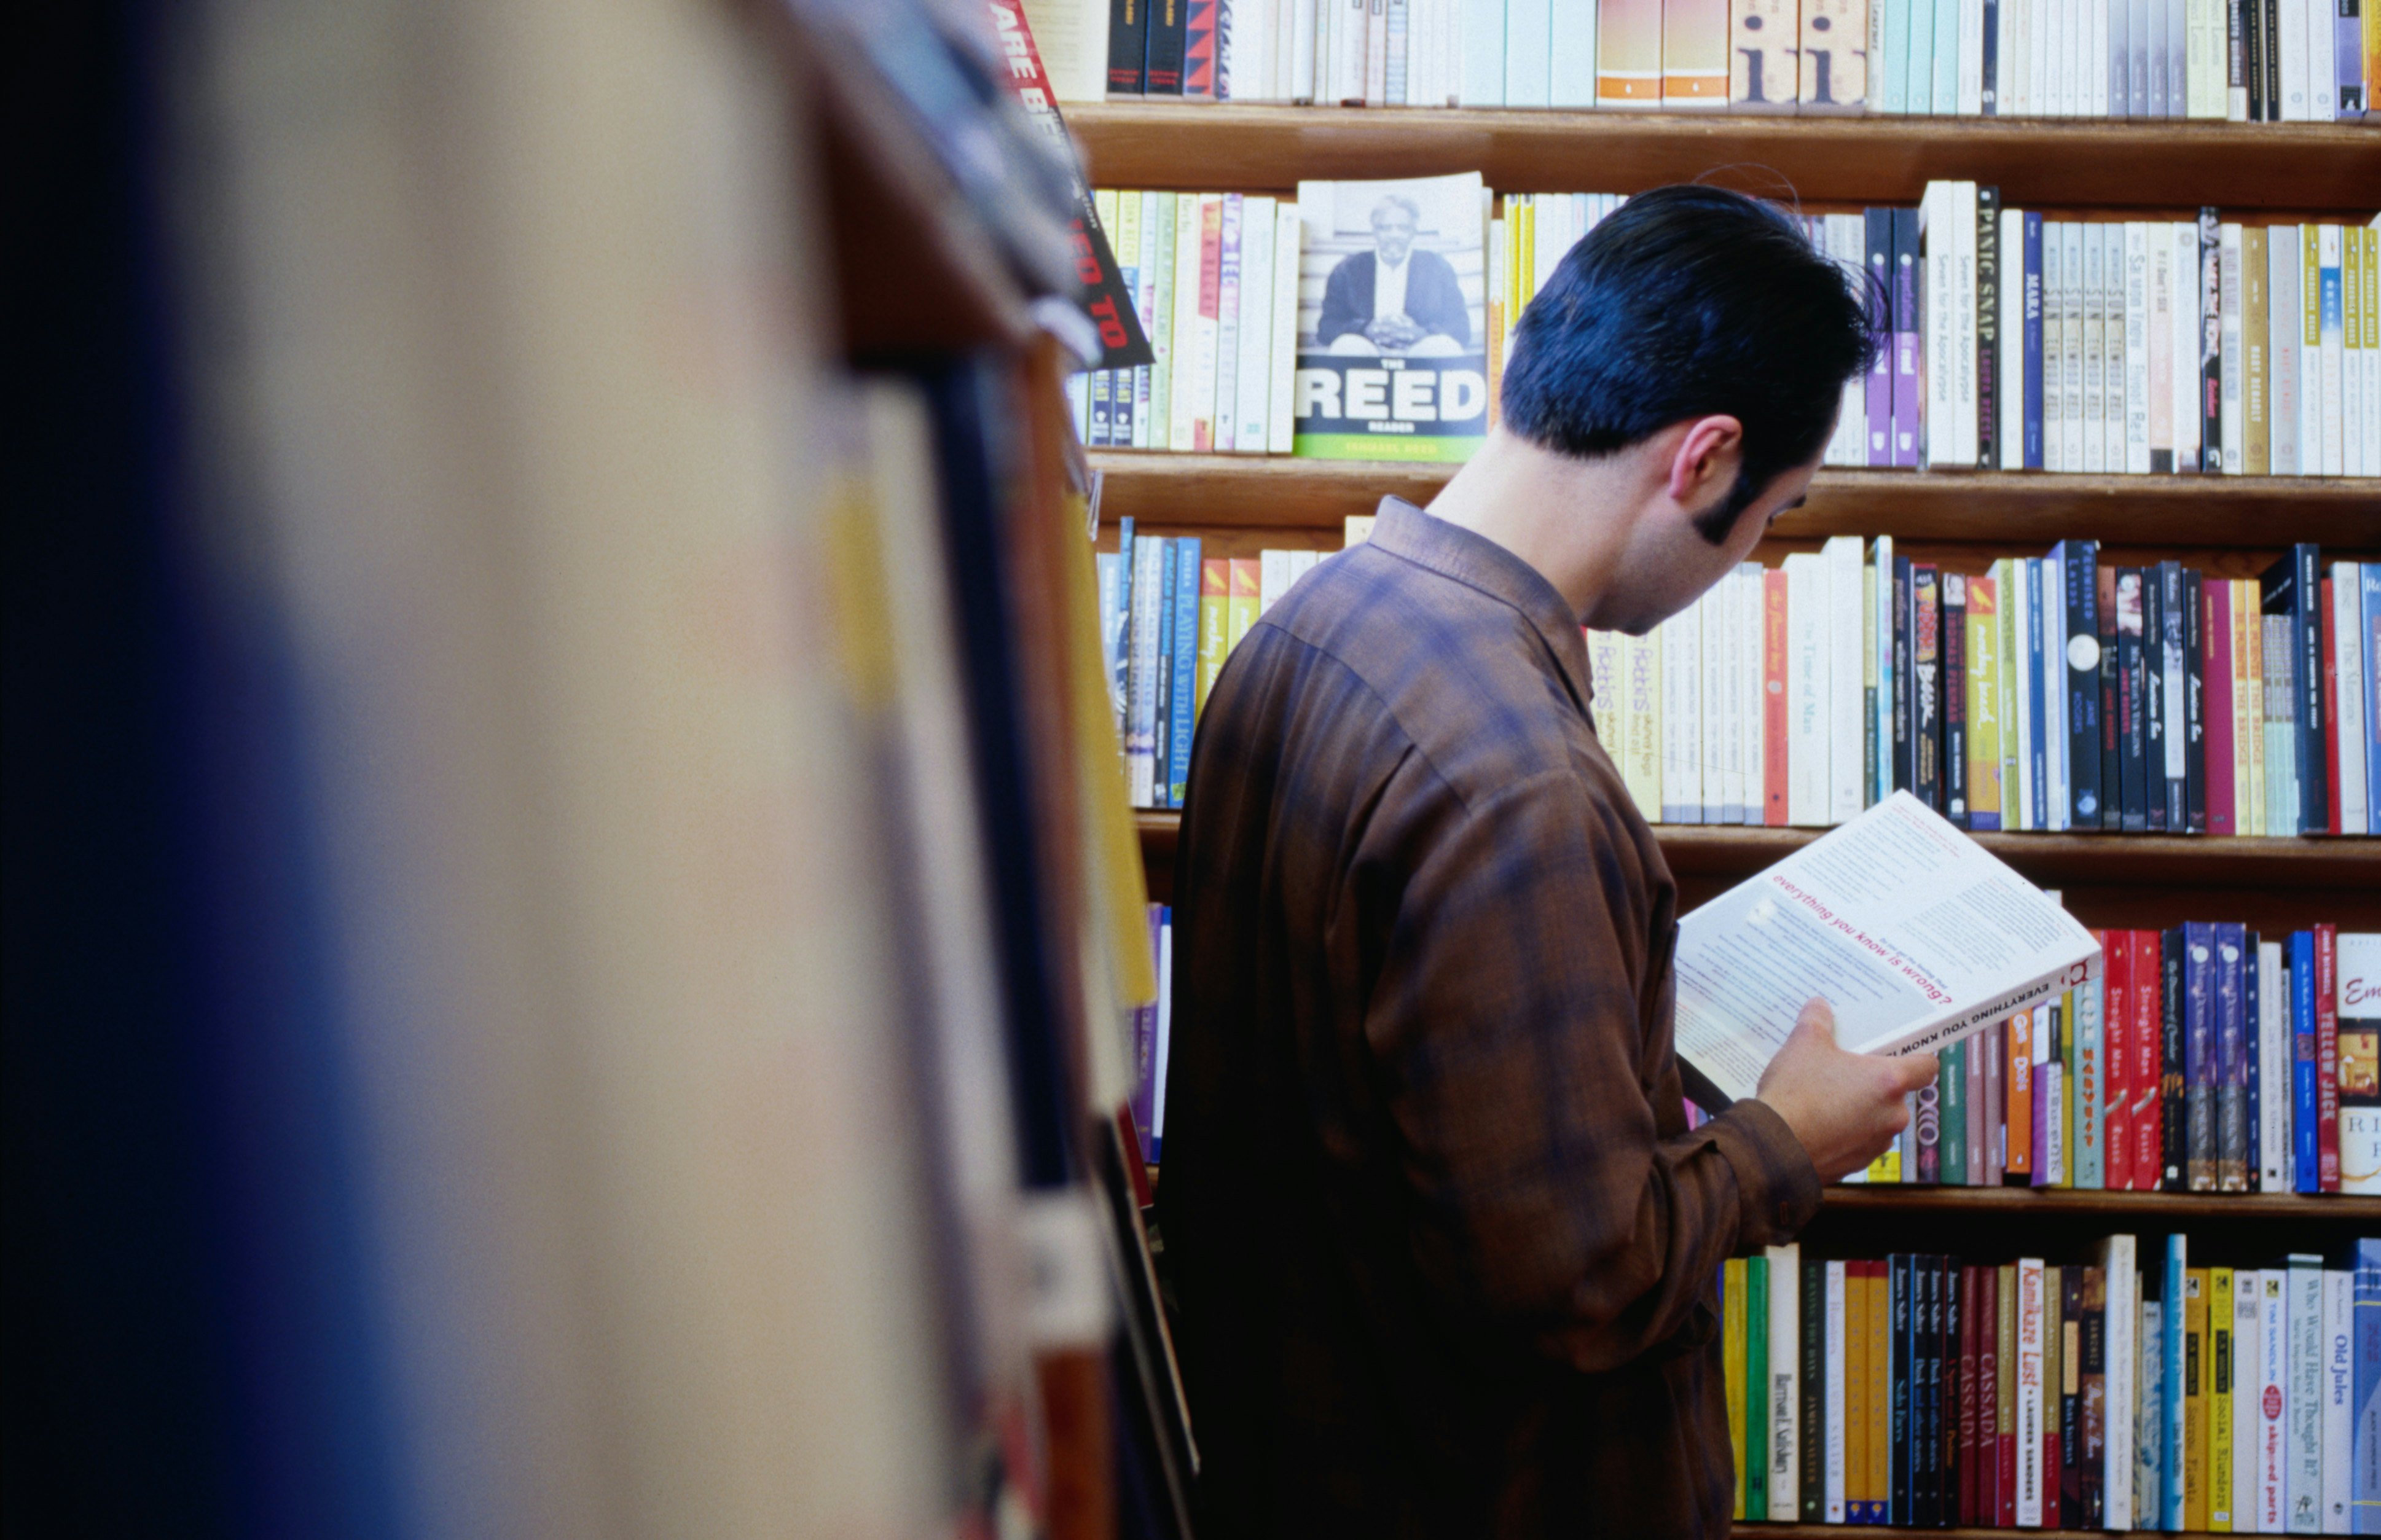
[1078,173,2381,478]
[1719,1238,2376,1531]
[1096,523,1325,807]
[1854,924,2380,1194]
[1584,541,2380,837]
[1079,0,2379,118]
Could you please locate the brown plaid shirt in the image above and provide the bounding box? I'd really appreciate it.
[1155,498,1822,1538]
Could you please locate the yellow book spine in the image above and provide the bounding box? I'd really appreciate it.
[2211,1267,2235,1530]
[1968,576,2002,827]
[1195,559,1228,719]
[1845,1265,1870,1519]
[2186,1268,2209,1532]
[1225,557,1260,652]
[1725,1257,1748,1520]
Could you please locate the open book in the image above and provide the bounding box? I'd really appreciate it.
[1675,791,2103,1106]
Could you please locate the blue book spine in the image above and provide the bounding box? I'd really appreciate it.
[2184,921,2215,1190]
[2028,560,2050,821]
[2023,213,2045,469]
[1168,535,1201,806]
[2163,1235,2188,1531]
[1930,0,1960,111]
[1904,0,1935,111]
[2356,1238,2381,1535]
[2216,923,2248,1190]
[2246,933,2264,1190]
[2296,929,2321,1192]
[1152,537,1175,807]
[2138,1297,2166,1525]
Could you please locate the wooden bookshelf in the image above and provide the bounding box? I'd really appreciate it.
[1738,1527,2233,1539]
[1091,451,2381,546]
[1816,1184,2381,1221]
[1070,103,2381,209]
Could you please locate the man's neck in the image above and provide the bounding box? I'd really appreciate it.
[1422,427,1641,621]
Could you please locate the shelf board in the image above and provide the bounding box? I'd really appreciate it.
[1070,103,2381,209]
[1738,1528,2226,1539]
[1136,810,2381,891]
[1089,452,2381,546]
[1819,1184,2381,1221]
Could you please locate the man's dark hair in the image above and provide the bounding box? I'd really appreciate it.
[1499,184,1880,542]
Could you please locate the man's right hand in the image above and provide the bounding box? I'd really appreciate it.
[1750,998,1940,1182]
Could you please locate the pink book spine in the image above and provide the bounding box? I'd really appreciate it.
[2203,578,2236,837]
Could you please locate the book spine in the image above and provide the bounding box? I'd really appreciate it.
[2185,566,2208,832]
[2162,926,2188,1190]
[1805,1255,1828,1523]
[1194,557,1227,717]
[1151,538,1176,805]
[2078,966,2104,1188]
[2165,1236,2191,1531]
[1230,196,1274,453]
[1108,0,1154,92]
[2261,1269,2289,1529]
[2218,922,2251,1192]
[1896,209,1924,466]
[1727,1256,1749,1518]
[1771,1246,1800,1522]
[2186,920,2217,1191]
[2018,1257,2046,1526]
[1945,573,1969,825]
[2293,1256,2327,1530]
[2353,1243,2381,1535]
[2297,929,2321,1190]
[2143,1296,2168,1528]
[2329,1268,2354,1532]
[2103,1240,2140,1532]
[2106,932,2134,1189]
[2007,1002,2036,1179]
[2238,1270,2267,1520]
[1873,1259,1896,1522]
[1167,535,1201,804]
[2208,579,2237,835]
[1266,203,1299,453]
[1828,1259,1851,1525]
[1749,1252,1771,1519]
[2186,1268,2210,1531]
[1983,1264,2006,1522]
[1960,1265,1983,1522]
[1147,0,1190,90]
[2318,923,2342,1190]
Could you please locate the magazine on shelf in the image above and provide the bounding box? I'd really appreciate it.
[1675,791,2103,1105]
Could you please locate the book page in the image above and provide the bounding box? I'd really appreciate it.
[1675,791,2100,1103]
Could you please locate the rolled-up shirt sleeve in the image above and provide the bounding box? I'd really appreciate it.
[1357,767,1821,1376]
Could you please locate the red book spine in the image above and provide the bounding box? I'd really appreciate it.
[2323,578,2343,835]
[2105,931,2133,1191]
[1959,1264,1982,1525]
[1978,1265,2001,1526]
[2133,928,2164,1189]
[2319,923,2342,1190]
[1764,567,1789,826]
[1998,1303,2018,1530]
[2204,579,2235,837]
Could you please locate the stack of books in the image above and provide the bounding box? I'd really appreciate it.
[1722,1240,2379,1531]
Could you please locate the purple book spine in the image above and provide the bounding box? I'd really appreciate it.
[1130,905,1161,1139]
[1893,207,1923,467]
[1869,206,1895,465]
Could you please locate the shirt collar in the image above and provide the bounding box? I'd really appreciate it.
[1367,496,1596,717]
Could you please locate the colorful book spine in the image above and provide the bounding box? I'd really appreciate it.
[1167,534,1201,805]
[2320,923,2344,1190]
[2353,1239,2381,1536]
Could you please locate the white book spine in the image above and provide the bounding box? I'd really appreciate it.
[2326,1268,2353,1533]
[1768,1243,1799,1521]
[1293,0,1320,97]
[1214,195,1243,451]
[2321,226,2346,475]
[1458,0,1504,102]
[2222,221,2245,473]
[2336,565,2369,834]
[1230,196,1274,452]
[1504,0,1551,104]
[2103,220,2128,469]
[2174,221,2203,470]
[2103,1234,2140,1530]
[1266,203,1301,454]
[1787,553,1829,826]
[2017,1256,2046,1526]
[1702,590,1727,824]
[1153,915,1173,1137]
[2090,0,2113,111]
[1720,579,1745,823]
[2308,0,2338,117]
[2262,942,2290,1186]
[1958,184,1980,467]
[1665,608,1701,823]
[2238,1270,2267,1531]
[2271,224,2302,475]
[1961,0,1988,109]
[1258,547,1290,617]
[2010,557,2034,829]
[2063,220,2087,474]
[1826,536,1865,824]
[2263,1269,2291,1530]
[2303,223,2326,475]
[2001,207,2028,467]
[1825,1259,1848,1523]
[2291,1256,2324,1533]
[2046,222,2068,469]
[1169,193,1204,450]
[1548,0,1597,104]
[1127,537,1166,805]
[1873,536,1896,803]
[2085,222,2109,471]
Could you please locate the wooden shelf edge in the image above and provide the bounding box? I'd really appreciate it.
[1737,1526,2231,1539]
[1089,452,2381,544]
[1071,103,2381,208]
[1138,809,2381,888]
[1821,1184,2381,1220]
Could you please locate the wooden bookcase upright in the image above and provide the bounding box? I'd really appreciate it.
[1085,102,2381,1536]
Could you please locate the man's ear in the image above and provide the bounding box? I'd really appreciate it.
[1664,415,1745,516]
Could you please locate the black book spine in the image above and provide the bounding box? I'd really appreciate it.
[2099,563,2124,829]
[2199,209,2222,472]
[1894,557,1915,795]
[1803,1257,1826,1523]
[1144,0,1188,93]
[2084,1272,2108,1527]
[1892,1254,1913,1526]
[2061,541,2103,829]
[2184,568,2207,834]
[1107,0,1151,94]
[2246,0,2267,115]
[2162,925,2187,1190]
[1976,187,2001,466]
[2265,0,2283,116]
[2143,567,2168,832]
[2118,568,2149,832]
[1945,574,1969,827]
[2294,542,2327,833]
[1914,1259,1938,1528]
[2060,1268,2085,1527]
[1913,565,1942,814]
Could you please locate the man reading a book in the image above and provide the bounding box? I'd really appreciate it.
[1158,186,1940,1538]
